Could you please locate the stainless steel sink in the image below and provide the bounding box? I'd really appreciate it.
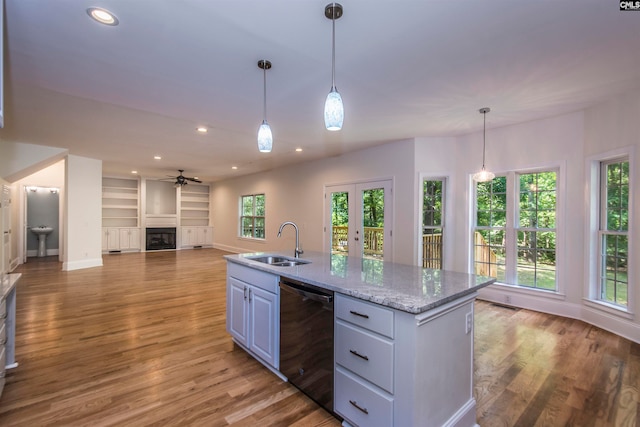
[248,255,311,267]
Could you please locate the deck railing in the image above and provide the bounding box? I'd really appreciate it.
[331,226,384,257]
[333,228,496,273]
[473,232,497,276]
[422,233,442,269]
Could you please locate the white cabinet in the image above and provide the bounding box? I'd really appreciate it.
[119,228,140,250]
[335,295,395,426]
[102,177,139,228]
[102,227,140,253]
[0,275,19,399]
[226,262,279,370]
[180,226,213,248]
[334,293,478,427]
[0,295,6,396]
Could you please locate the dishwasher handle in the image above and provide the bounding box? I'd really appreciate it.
[280,281,333,304]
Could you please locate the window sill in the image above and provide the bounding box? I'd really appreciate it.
[583,298,634,320]
[489,282,566,300]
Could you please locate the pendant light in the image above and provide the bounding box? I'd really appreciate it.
[472,107,495,182]
[257,59,273,153]
[324,3,344,131]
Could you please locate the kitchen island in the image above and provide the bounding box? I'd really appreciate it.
[225,251,494,427]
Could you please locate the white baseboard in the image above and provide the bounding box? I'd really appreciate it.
[212,243,245,254]
[9,257,20,272]
[62,258,103,271]
[478,285,639,344]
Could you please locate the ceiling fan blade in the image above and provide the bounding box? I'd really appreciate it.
[186,177,202,183]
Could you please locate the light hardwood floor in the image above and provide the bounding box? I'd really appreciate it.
[0,249,638,426]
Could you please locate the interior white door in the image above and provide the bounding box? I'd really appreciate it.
[1,185,10,273]
[325,180,393,261]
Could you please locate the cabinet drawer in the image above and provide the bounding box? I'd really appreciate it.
[336,321,394,393]
[336,366,393,427]
[227,262,278,293]
[336,294,394,339]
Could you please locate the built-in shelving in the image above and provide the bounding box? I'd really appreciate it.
[102,177,140,228]
[180,184,209,227]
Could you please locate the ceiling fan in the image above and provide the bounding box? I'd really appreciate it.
[167,170,202,187]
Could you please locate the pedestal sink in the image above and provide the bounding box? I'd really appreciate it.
[31,226,53,257]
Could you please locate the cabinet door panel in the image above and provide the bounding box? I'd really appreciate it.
[106,228,119,250]
[227,278,248,347]
[249,286,277,368]
[128,228,141,250]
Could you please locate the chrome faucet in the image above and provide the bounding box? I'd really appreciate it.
[277,221,303,258]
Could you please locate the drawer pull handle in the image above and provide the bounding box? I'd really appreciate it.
[349,400,369,414]
[349,310,369,319]
[349,349,369,361]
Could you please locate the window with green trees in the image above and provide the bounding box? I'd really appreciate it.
[474,170,558,290]
[240,194,265,239]
[599,158,629,307]
[422,179,444,268]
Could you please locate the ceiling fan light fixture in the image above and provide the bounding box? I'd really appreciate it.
[473,107,495,183]
[257,59,273,153]
[87,7,119,26]
[324,3,344,131]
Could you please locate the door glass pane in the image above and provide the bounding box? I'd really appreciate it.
[331,191,349,255]
[361,188,384,260]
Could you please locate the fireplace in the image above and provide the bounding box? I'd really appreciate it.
[146,228,176,251]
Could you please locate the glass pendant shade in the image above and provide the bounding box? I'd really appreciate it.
[257,120,273,153]
[324,87,344,131]
[472,168,495,182]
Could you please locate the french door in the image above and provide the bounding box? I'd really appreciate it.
[325,180,393,261]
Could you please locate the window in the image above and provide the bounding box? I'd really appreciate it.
[240,194,265,239]
[474,176,507,281]
[473,170,558,291]
[422,179,445,268]
[516,171,557,290]
[599,158,629,307]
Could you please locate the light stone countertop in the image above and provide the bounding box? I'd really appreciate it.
[1,273,21,301]
[225,251,495,314]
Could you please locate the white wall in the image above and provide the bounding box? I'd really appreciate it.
[212,139,417,265]
[0,140,67,182]
[63,155,102,271]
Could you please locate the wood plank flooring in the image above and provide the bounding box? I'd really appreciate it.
[0,249,638,426]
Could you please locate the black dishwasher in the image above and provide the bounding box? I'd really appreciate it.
[279,277,336,416]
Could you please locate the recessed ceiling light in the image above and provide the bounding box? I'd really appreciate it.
[87,7,119,26]
[131,170,138,174]
[154,155,162,160]
[231,166,238,170]
[196,127,208,134]
[295,148,303,152]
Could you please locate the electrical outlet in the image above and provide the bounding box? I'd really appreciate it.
[465,312,473,334]
[505,295,512,304]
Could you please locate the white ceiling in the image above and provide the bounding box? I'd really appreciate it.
[2,0,640,182]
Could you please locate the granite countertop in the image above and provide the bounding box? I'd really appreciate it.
[1,273,21,300]
[225,251,495,314]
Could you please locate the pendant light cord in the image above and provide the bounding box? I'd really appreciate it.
[481,111,486,169]
[263,65,267,122]
[331,7,336,89]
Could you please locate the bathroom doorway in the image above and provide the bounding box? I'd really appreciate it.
[25,187,60,259]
